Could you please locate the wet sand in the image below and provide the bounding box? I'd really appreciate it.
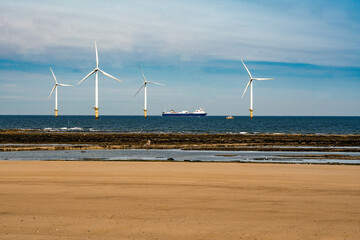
[0,161,359,239]
[1,130,360,152]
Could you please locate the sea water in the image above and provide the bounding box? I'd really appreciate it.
[1,149,359,164]
[0,115,359,134]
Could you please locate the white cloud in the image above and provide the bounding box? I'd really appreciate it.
[0,0,359,66]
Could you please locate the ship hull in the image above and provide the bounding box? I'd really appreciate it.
[162,113,207,117]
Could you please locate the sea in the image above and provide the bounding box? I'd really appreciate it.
[0,115,360,134]
[1,149,360,164]
[1,116,359,163]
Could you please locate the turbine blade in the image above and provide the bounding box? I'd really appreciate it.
[58,83,73,87]
[48,85,56,99]
[98,69,122,82]
[253,78,274,81]
[241,80,252,98]
[148,81,165,86]
[241,60,252,79]
[95,41,99,68]
[49,67,57,83]
[138,63,147,82]
[134,83,146,97]
[77,70,95,85]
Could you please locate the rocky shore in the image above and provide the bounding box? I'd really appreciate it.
[0,130,359,152]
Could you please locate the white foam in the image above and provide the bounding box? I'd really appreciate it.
[43,128,57,132]
[69,127,83,131]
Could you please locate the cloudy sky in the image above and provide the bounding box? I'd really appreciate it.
[0,0,359,116]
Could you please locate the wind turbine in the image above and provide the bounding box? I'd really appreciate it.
[134,64,165,118]
[77,41,121,119]
[241,60,274,118]
[48,67,72,117]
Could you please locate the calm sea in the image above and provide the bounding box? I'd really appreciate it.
[0,115,359,134]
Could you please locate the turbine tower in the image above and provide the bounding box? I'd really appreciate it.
[134,64,165,118]
[241,60,274,118]
[77,41,121,119]
[48,67,72,117]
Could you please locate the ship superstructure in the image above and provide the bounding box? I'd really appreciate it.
[162,108,207,117]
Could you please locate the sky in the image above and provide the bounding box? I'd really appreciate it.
[0,0,359,116]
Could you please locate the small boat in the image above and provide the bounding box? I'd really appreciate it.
[226,115,234,119]
[162,108,207,117]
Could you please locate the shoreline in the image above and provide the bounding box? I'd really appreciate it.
[42,159,360,165]
[2,128,360,135]
[1,130,360,152]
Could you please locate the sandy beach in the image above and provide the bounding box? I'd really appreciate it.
[0,161,359,239]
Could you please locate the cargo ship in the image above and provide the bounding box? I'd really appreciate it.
[162,108,207,117]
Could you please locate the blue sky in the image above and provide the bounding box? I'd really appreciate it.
[0,0,359,116]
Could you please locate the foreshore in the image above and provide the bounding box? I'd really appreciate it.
[0,161,359,239]
[1,130,360,152]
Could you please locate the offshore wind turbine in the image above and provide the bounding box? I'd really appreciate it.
[77,41,121,119]
[134,64,165,118]
[241,60,274,118]
[48,67,72,117]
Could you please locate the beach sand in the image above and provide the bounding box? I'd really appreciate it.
[0,161,359,239]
